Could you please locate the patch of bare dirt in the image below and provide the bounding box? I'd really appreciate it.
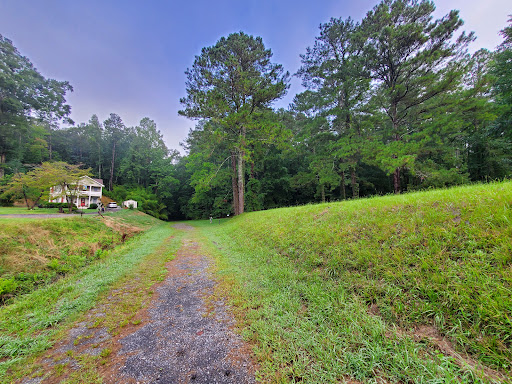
[411,325,507,382]
[101,216,142,239]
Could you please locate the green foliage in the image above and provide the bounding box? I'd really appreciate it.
[0,278,17,296]
[38,202,68,209]
[109,185,167,220]
[0,34,72,178]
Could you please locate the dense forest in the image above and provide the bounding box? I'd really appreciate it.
[1,0,511,220]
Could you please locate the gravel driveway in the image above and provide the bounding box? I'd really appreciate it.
[20,223,256,384]
[104,224,256,383]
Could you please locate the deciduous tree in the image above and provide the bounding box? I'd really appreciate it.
[0,34,72,178]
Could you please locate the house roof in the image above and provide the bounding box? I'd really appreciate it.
[79,175,105,187]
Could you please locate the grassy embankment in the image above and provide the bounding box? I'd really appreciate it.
[0,210,134,301]
[0,210,182,380]
[199,181,512,383]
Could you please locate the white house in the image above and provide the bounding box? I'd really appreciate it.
[49,176,104,209]
[123,199,138,209]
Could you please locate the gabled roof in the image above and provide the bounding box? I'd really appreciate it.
[79,175,105,187]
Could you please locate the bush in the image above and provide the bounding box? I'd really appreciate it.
[89,203,98,210]
[0,277,18,296]
[39,202,68,209]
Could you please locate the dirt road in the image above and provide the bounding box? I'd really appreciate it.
[20,224,256,384]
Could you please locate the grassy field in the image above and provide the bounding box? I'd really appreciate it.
[0,211,182,380]
[197,181,512,383]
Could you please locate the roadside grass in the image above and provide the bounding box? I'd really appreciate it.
[197,181,512,383]
[101,208,162,229]
[0,207,61,214]
[0,214,177,380]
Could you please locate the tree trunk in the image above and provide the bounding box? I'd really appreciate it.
[0,152,5,179]
[392,103,401,194]
[231,151,239,215]
[393,167,401,194]
[340,170,346,200]
[109,141,116,191]
[351,168,359,198]
[237,150,244,215]
[392,130,401,194]
[30,190,44,209]
[22,187,30,209]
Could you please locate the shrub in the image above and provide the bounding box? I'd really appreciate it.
[89,203,98,210]
[39,202,68,209]
[0,277,18,296]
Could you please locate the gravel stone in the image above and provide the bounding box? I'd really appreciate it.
[107,225,256,383]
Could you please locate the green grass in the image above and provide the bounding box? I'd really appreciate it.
[0,206,61,214]
[101,208,162,228]
[0,215,180,380]
[197,181,512,383]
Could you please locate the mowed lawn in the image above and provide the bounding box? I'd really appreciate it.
[0,207,62,215]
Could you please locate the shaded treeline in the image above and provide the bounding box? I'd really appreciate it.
[177,2,512,219]
[1,1,511,220]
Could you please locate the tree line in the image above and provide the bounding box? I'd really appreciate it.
[1,0,511,220]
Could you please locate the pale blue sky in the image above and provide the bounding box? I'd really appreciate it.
[0,0,510,152]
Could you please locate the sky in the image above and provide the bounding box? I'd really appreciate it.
[0,0,510,153]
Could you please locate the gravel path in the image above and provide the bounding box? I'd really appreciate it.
[104,224,256,384]
[18,223,256,384]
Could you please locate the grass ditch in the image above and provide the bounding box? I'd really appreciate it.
[0,212,179,381]
[0,210,156,303]
[197,181,512,383]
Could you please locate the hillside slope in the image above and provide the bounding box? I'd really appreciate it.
[201,182,512,383]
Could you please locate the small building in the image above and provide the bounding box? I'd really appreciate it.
[123,199,138,209]
[49,176,104,209]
